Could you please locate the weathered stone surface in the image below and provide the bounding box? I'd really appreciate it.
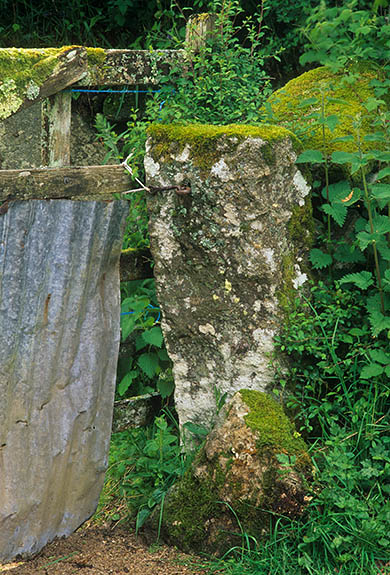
[112,393,161,432]
[144,124,312,428]
[152,390,312,555]
[0,199,127,561]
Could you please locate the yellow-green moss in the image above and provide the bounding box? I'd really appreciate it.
[148,123,302,172]
[263,65,385,155]
[288,197,314,246]
[277,252,297,313]
[0,47,74,119]
[85,47,106,67]
[239,389,308,457]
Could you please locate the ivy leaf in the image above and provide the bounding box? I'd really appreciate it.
[138,352,159,378]
[142,326,164,348]
[296,150,325,164]
[360,363,384,379]
[339,271,374,290]
[310,249,332,269]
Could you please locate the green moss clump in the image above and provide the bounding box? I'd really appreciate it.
[85,47,106,67]
[0,47,74,119]
[148,123,302,172]
[160,458,223,553]
[263,65,384,155]
[239,389,308,457]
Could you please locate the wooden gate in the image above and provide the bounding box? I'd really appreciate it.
[0,44,181,562]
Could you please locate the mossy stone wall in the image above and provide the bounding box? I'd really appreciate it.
[145,124,312,428]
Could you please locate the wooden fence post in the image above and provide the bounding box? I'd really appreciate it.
[41,91,72,167]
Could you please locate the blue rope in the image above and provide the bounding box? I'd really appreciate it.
[121,304,161,323]
[67,88,161,94]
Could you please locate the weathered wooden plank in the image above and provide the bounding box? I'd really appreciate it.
[0,165,130,201]
[0,47,87,120]
[119,248,153,282]
[77,49,184,87]
[41,92,72,167]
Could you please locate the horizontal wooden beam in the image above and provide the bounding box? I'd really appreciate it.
[0,47,87,120]
[0,165,130,201]
[77,49,184,87]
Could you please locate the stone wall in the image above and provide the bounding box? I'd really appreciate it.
[145,124,312,429]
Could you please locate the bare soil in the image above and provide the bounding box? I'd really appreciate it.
[0,524,212,575]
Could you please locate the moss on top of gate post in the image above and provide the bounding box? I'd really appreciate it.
[147,123,303,173]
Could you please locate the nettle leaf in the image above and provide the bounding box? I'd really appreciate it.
[339,271,374,290]
[322,180,351,202]
[334,243,365,263]
[135,334,148,351]
[118,371,138,396]
[322,202,347,227]
[363,132,386,142]
[331,151,359,164]
[327,97,350,106]
[371,215,390,234]
[376,166,390,180]
[121,314,139,342]
[368,309,390,337]
[383,269,390,292]
[371,183,390,200]
[370,349,390,365]
[296,150,325,164]
[377,240,390,260]
[374,151,390,162]
[309,249,333,269]
[142,326,164,348]
[138,352,159,378]
[324,114,339,131]
[157,377,174,398]
[360,363,384,379]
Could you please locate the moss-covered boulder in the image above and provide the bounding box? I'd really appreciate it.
[152,390,312,555]
[263,65,385,155]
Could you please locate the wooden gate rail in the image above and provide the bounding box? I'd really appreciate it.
[0,15,214,280]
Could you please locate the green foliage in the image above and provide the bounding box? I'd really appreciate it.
[301,0,390,71]
[147,1,274,125]
[104,414,192,532]
[118,279,174,399]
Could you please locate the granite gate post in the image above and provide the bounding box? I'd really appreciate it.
[144,124,312,429]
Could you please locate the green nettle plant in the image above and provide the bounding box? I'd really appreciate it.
[118,279,174,400]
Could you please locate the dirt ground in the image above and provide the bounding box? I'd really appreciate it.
[0,523,214,575]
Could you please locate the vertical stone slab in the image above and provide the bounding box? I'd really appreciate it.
[145,125,311,429]
[0,199,127,561]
